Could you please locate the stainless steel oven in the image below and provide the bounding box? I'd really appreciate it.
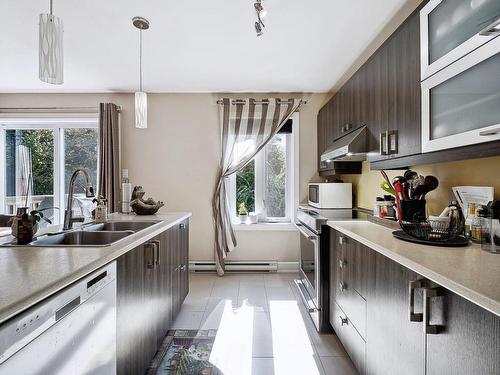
[294,205,353,333]
[296,223,320,310]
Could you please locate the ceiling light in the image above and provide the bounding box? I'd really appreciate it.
[39,0,63,84]
[132,16,150,129]
[254,0,266,36]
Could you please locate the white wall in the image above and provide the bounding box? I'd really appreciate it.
[0,92,327,262]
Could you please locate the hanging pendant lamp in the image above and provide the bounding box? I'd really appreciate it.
[133,17,150,129]
[39,0,64,84]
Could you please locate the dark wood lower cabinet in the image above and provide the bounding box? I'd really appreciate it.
[426,289,500,375]
[330,229,500,375]
[365,251,425,375]
[117,221,190,375]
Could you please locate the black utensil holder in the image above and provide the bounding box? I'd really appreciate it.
[400,200,426,223]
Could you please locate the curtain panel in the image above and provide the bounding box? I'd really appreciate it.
[98,103,120,213]
[212,98,301,276]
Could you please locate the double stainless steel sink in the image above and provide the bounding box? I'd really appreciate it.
[6,221,161,247]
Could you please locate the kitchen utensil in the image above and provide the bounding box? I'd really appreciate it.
[380,181,395,196]
[404,169,418,182]
[380,170,393,190]
[413,175,439,199]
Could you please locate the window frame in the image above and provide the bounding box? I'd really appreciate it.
[0,117,99,224]
[228,112,299,226]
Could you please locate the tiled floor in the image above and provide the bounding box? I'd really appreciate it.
[170,272,358,375]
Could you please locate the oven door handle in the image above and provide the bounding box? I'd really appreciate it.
[294,223,318,240]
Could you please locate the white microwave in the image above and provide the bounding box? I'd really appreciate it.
[308,183,352,209]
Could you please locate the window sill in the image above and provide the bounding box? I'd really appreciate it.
[232,222,297,232]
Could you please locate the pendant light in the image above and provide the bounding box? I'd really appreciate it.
[39,0,64,84]
[133,17,150,129]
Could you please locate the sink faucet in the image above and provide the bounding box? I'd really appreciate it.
[63,169,95,230]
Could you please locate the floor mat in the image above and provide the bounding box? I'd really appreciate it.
[147,329,223,375]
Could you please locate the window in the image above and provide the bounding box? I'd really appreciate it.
[0,119,98,226]
[229,113,298,224]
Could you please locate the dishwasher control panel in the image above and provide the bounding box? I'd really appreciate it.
[0,261,116,365]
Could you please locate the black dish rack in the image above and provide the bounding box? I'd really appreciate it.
[399,220,460,242]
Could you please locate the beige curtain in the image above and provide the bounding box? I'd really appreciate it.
[212,98,301,276]
[98,103,120,212]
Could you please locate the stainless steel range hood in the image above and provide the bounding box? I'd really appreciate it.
[320,125,368,162]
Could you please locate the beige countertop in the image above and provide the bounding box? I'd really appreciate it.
[328,220,500,317]
[0,212,191,324]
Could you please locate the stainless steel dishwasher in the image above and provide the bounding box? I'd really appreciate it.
[0,261,116,374]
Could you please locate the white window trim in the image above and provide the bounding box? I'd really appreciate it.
[0,118,98,224]
[229,112,300,230]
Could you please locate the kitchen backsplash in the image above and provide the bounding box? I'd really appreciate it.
[341,155,500,216]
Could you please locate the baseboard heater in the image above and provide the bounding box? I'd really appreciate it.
[189,261,279,273]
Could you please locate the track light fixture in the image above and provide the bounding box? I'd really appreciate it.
[254,0,266,36]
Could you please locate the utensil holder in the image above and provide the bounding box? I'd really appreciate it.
[399,200,426,223]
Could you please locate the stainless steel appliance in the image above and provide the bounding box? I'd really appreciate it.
[0,262,117,374]
[308,183,352,209]
[295,205,352,332]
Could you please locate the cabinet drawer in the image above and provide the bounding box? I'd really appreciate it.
[341,288,367,340]
[331,301,366,374]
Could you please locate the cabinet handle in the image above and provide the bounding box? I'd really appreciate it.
[339,259,347,269]
[422,288,441,334]
[339,316,348,326]
[152,240,161,267]
[380,131,388,155]
[478,16,500,36]
[388,130,398,155]
[339,236,344,245]
[408,280,423,322]
[180,223,186,229]
[180,264,187,272]
[479,127,500,136]
[145,242,155,269]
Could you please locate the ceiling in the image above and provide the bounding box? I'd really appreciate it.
[1,0,412,93]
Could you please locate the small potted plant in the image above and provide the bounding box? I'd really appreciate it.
[238,203,248,224]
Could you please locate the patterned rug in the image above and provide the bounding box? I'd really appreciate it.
[147,330,222,375]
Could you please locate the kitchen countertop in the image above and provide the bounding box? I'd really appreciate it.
[328,220,500,317]
[0,212,191,324]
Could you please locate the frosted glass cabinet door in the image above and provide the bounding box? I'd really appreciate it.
[421,37,500,153]
[420,0,500,80]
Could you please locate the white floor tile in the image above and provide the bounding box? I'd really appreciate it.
[238,285,268,312]
[264,273,297,287]
[320,356,358,375]
[170,309,204,329]
[266,286,298,307]
[251,358,275,375]
[238,273,266,286]
[251,312,274,358]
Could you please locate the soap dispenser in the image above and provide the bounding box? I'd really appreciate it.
[94,196,108,224]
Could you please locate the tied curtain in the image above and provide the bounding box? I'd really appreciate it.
[212,98,302,276]
[98,103,120,213]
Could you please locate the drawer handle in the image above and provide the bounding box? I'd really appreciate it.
[478,16,500,36]
[339,236,344,245]
[479,127,500,136]
[339,259,347,269]
[423,288,441,334]
[339,316,348,326]
[408,280,423,322]
[180,223,186,229]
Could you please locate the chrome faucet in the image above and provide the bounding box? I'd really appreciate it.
[63,169,95,230]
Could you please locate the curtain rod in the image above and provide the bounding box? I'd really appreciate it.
[0,106,122,114]
[216,99,307,105]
